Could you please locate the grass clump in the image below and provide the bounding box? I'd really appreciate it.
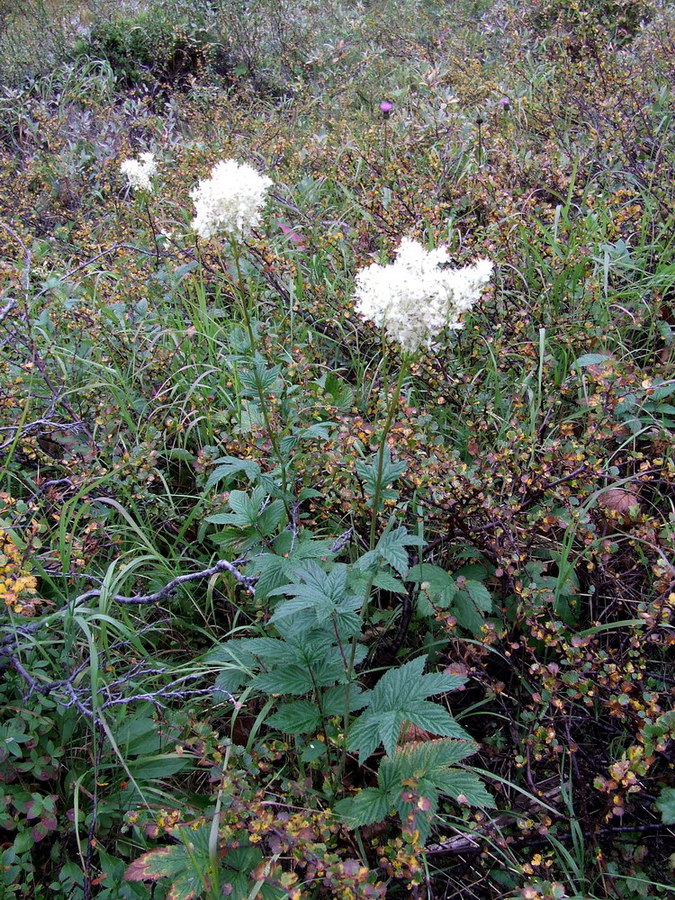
[0,0,674,898]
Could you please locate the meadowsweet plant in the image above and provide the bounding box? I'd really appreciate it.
[354,238,493,354]
[190,159,291,504]
[120,151,157,192]
[190,158,273,240]
[354,238,493,545]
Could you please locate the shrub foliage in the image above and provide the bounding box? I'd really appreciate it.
[0,0,673,898]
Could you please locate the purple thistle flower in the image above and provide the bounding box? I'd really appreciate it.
[379,100,393,119]
[500,96,510,110]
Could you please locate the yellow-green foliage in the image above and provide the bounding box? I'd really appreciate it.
[0,1,674,898]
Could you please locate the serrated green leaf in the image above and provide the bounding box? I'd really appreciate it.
[300,422,334,440]
[453,589,487,636]
[239,356,281,396]
[573,353,613,369]
[166,871,202,900]
[268,563,361,635]
[372,570,407,593]
[416,672,468,695]
[227,489,260,524]
[204,456,261,490]
[348,657,469,762]
[348,711,399,762]
[250,534,336,600]
[256,499,286,536]
[214,668,246,695]
[253,644,347,694]
[125,846,188,883]
[250,553,292,600]
[464,580,492,611]
[374,527,422,576]
[204,512,239,526]
[252,667,316,695]
[409,563,457,615]
[124,825,212,898]
[356,447,406,505]
[405,702,472,742]
[408,563,456,595]
[320,373,354,410]
[335,788,392,828]
[393,738,478,775]
[437,770,495,807]
[651,381,675,401]
[266,701,321,734]
[321,684,368,716]
[656,787,675,825]
[300,739,327,762]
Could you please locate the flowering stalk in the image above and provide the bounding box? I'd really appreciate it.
[227,238,291,507]
[190,158,290,505]
[120,152,160,264]
[336,353,408,788]
[380,100,393,166]
[338,238,494,778]
[369,357,408,550]
[354,238,493,538]
[476,114,484,168]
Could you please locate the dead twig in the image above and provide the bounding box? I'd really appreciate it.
[74,557,256,605]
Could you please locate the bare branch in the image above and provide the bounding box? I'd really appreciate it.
[75,557,256,605]
[0,556,254,656]
[0,298,16,323]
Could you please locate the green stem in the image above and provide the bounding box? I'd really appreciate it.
[142,196,160,266]
[227,239,291,508]
[369,357,409,551]
[336,356,409,788]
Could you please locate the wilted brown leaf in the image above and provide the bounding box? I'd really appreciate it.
[598,488,641,519]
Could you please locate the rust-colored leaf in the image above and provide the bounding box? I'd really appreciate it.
[598,488,641,518]
[124,847,176,882]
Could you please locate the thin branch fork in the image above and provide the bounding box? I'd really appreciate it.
[74,557,256,605]
[2,557,250,721]
[0,556,255,658]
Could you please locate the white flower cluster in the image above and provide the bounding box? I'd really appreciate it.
[190,159,273,240]
[120,152,157,192]
[354,238,493,354]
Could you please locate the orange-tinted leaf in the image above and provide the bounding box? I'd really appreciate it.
[124,846,184,882]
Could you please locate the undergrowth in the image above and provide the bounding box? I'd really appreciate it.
[0,0,673,898]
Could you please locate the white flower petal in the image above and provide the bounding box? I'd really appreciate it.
[120,153,157,192]
[190,159,273,239]
[353,238,493,353]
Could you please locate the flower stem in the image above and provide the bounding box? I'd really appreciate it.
[336,356,409,788]
[369,357,408,551]
[143,196,160,266]
[227,239,291,509]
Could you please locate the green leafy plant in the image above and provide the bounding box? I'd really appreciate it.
[336,738,493,841]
